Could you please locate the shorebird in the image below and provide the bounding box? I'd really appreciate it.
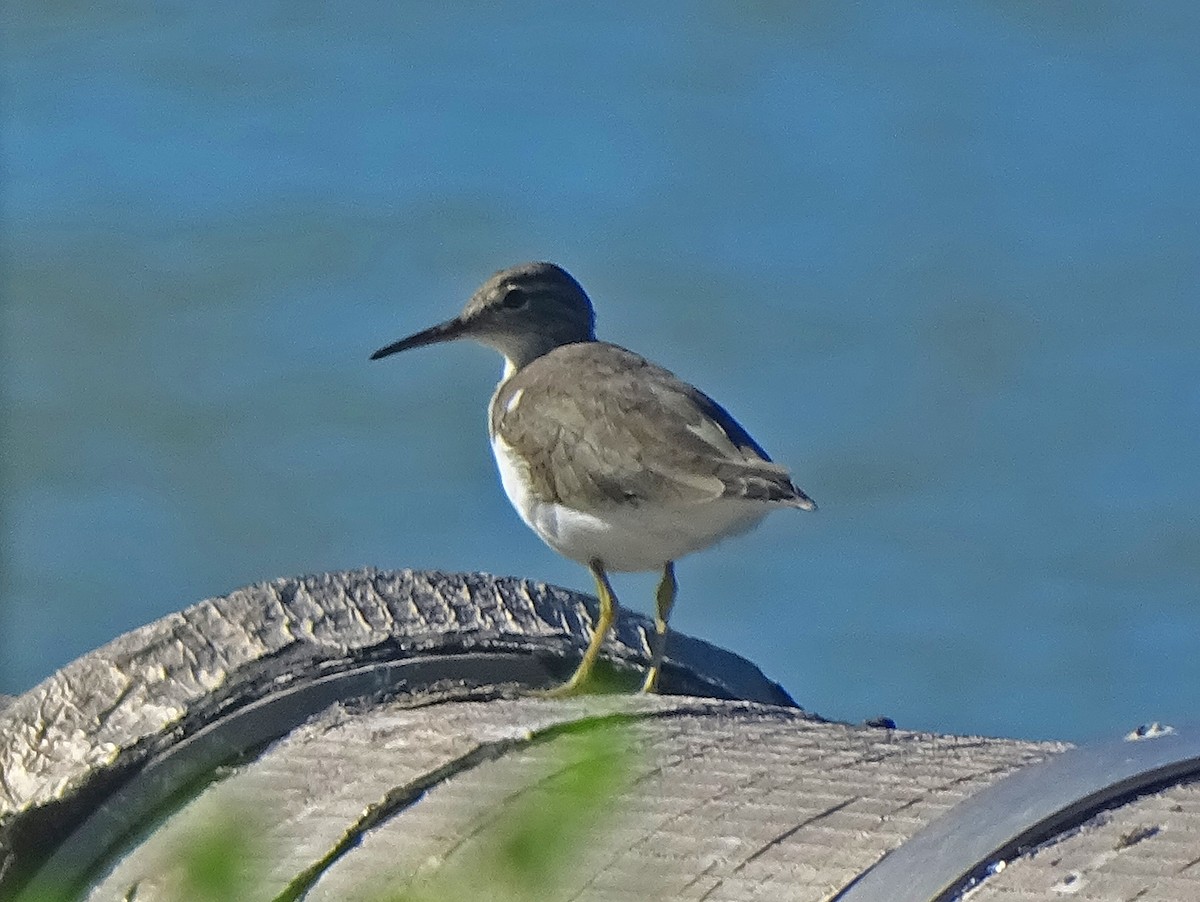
[371,262,815,694]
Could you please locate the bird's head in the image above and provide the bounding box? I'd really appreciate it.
[371,261,597,373]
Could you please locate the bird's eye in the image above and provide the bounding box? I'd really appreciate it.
[500,286,529,310]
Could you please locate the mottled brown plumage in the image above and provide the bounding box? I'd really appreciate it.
[489,341,813,511]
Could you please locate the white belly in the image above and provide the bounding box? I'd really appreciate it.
[490,435,768,572]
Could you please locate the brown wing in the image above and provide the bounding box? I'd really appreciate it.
[491,342,815,510]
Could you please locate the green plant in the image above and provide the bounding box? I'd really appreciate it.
[369,718,633,902]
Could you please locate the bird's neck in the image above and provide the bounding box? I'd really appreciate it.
[493,334,595,379]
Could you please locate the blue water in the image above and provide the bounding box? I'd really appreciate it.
[4,4,1198,742]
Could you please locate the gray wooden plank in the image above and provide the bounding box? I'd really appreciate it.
[835,723,1200,902]
[6,569,1199,901]
[1,569,793,899]
[78,695,1052,902]
[967,780,1200,901]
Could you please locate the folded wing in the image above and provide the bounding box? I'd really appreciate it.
[492,342,816,511]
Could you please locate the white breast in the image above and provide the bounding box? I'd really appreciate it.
[489,433,769,573]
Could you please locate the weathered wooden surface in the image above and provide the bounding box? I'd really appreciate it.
[82,695,1053,902]
[2,569,1198,901]
[968,777,1200,900]
[0,568,789,899]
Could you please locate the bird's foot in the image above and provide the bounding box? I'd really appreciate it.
[536,671,596,698]
[640,666,661,694]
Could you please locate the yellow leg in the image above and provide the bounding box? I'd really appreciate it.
[641,561,676,693]
[543,559,618,696]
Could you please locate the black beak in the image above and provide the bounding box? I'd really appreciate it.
[370,315,472,360]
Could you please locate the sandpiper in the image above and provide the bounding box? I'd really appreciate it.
[371,262,815,694]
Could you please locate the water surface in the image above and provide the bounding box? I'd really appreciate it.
[4,3,1198,740]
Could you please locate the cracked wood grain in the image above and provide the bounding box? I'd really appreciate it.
[270,709,658,902]
[1,569,794,900]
